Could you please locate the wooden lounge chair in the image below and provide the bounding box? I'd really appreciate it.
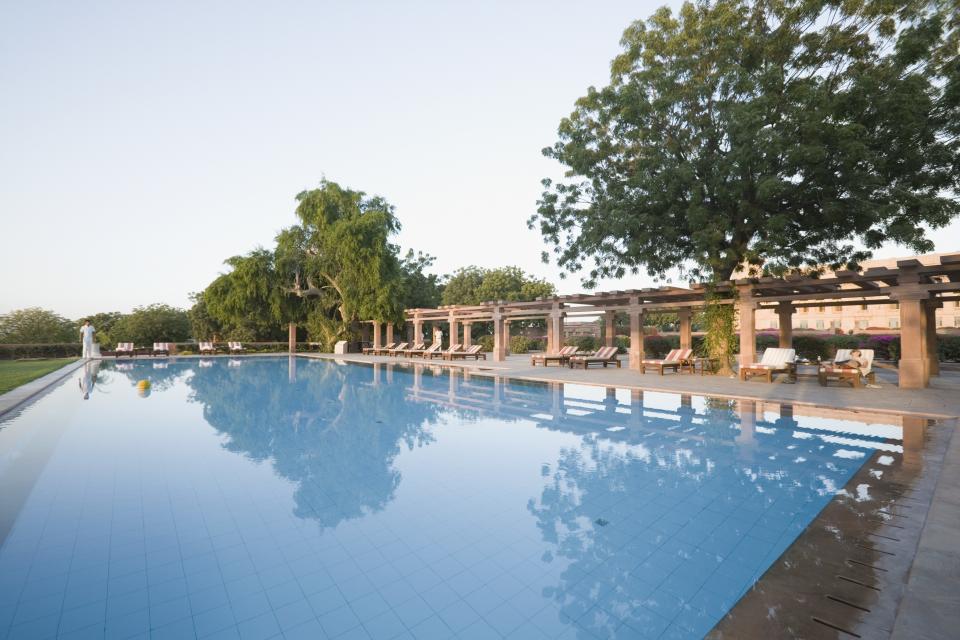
[408,343,441,358]
[640,348,694,375]
[199,341,216,355]
[569,346,621,369]
[819,349,876,388]
[115,342,134,358]
[152,342,171,357]
[430,344,461,360]
[445,344,486,360]
[739,348,796,382]
[386,342,409,356]
[228,341,244,354]
[531,345,579,367]
[400,343,427,357]
[368,342,397,355]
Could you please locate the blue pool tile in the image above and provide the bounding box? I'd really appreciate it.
[273,600,314,632]
[317,605,361,638]
[58,599,106,634]
[149,596,191,629]
[189,585,231,616]
[265,582,303,610]
[281,617,326,639]
[485,600,527,636]
[435,601,479,633]
[229,592,272,624]
[307,587,347,617]
[456,619,500,640]
[360,609,405,640]
[236,611,280,640]
[151,616,196,639]
[417,584,459,614]
[346,592,391,620]
[104,606,150,639]
[193,604,236,638]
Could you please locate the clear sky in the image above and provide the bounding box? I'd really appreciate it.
[2,0,957,320]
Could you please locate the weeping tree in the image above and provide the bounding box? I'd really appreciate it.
[195,180,411,349]
[276,181,407,348]
[531,0,959,359]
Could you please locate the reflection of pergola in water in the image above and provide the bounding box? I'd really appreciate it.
[367,361,926,458]
[355,254,960,389]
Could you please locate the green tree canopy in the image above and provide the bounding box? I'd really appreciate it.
[0,308,77,343]
[532,0,960,284]
[400,250,444,309]
[441,266,556,306]
[200,249,291,341]
[110,304,191,346]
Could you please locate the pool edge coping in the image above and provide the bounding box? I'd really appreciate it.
[0,359,85,420]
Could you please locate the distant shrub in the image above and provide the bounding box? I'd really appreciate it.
[642,335,677,358]
[0,343,82,360]
[478,335,495,352]
[615,336,630,354]
[565,336,599,352]
[510,336,532,353]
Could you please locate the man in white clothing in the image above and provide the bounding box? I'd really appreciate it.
[80,320,95,359]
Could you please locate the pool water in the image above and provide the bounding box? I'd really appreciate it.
[0,357,898,639]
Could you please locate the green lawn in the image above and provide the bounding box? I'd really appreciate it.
[0,359,77,395]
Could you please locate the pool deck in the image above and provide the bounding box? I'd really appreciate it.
[2,353,957,638]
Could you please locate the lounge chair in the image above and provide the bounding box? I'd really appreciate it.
[363,341,388,355]
[819,349,876,388]
[372,342,398,355]
[640,348,694,375]
[739,348,796,383]
[228,341,244,354]
[531,345,579,367]
[408,343,441,358]
[400,343,427,357]
[430,344,461,360]
[199,341,216,355]
[115,342,134,358]
[569,346,621,369]
[445,344,486,360]
[386,343,409,356]
[152,343,172,357]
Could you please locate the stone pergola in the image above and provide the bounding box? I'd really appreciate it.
[359,254,960,389]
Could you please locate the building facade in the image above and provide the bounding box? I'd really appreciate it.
[753,253,960,333]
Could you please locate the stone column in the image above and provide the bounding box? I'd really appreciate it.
[604,311,616,348]
[492,308,507,362]
[550,309,565,352]
[677,309,692,351]
[504,320,511,355]
[897,293,929,389]
[546,317,555,352]
[372,322,382,349]
[413,317,423,345]
[462,322,472,348]
[386,323,394,345]
[738,287,757,369]
[288,322,296,353]
[925,300,940,376]
[628,303,645,370]
[448,315,460,349]
[776,302,794,348]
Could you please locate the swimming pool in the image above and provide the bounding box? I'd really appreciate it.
[0,356,902,639]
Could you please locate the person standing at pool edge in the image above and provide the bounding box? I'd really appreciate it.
[80,319,95,359]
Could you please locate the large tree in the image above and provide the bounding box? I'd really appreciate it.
[531,0,959,284]
[0,308,76,343]
[277,180,407,347]
[110,304,191,346]
[441,266,556,306]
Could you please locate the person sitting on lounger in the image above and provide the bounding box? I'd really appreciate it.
[837,349,867,371]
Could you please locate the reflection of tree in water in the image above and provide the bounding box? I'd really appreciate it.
[528,399,872,639]
[187,358,441,528]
